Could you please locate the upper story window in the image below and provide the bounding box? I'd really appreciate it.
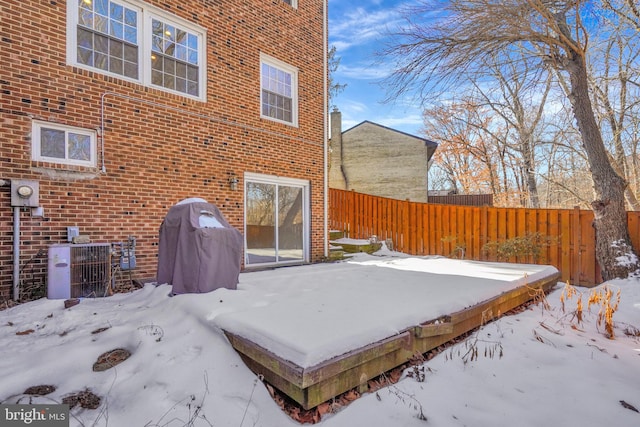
[151,19,200,96]
[68,0,206,100]
[260,54,298,126]
[32,121,97,167]
[282,0,297,7]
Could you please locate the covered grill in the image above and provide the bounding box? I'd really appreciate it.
[157,199,243,294]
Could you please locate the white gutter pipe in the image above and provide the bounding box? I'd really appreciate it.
[323,0,329,259]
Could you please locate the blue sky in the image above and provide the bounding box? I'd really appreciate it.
[328,1,424,136]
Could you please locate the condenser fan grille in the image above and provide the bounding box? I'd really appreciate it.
[70,245,111,298]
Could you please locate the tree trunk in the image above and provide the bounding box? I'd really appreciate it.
[521,133,540,208]
[565,53,639,280]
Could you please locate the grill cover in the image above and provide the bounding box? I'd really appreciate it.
[157,201,243,294]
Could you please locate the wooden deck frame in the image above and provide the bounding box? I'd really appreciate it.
[224,272,560,410]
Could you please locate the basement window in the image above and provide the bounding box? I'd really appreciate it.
[67,0,206,100]
[32,121,97,167]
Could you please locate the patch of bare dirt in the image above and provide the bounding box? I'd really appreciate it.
[62,389,101,410]
[24,385,56,395]
[92,348,131,372]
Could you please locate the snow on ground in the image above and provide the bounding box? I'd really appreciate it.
[0,249,639,427]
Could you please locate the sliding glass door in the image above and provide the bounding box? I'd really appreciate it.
[245,173,309,266]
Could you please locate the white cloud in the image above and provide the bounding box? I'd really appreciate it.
[338,63,392,80]
[377,114,424,131]
[329,6,404,51]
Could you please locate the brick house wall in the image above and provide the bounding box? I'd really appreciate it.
[0,0,327,300]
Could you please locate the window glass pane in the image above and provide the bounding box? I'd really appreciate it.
[68,133,91,161]
[188,49,198,65]
[95,14,108,33]
[278,186,304,261]
[124,25,137,44]
[188,33,197,50]
[176,61,186,78]
[165,24,175,42]
[246,182,277,264]
[77,47,93,66]
[95,34,108,53]
[110,20,124,39]
[152,19,163,37]
[152,70,163,85]
[176,78,186,93]
[186,64,198,81]
[164,41,175,56]
[123,43,136,61]
[187,81,198,96]
[109,39,123,57]
[109,57,123,74]
[124,9,136,27]
[152,35,162,52]
[95,0,108,16]
[79,9,94,28]
[77,27,93,49]
[164,73,175,90]
[176,29,187,45]
[176,45,187,61]
[164,57,175,76]
[110,2,123,22]
[124,61,138,79]
[79,0,92,11]
[95,52,108,70]
[151,54,162,70]
[41,128,66,159]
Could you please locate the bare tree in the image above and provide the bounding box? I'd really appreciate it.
[328,45,347,108]
[383,0,639,279]
[472,56,552,208]
[589,33,640,210]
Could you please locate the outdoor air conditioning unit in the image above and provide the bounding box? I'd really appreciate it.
[48,243,112,299]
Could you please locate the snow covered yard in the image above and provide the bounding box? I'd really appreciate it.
[0,251,639,427]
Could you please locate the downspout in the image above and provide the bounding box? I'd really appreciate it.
[13,206,20,301]
[0,179,19,302]
[323,0,329,260]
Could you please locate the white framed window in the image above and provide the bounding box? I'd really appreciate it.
[260,54,298,126]
[67,0,206,100]
[282,0,298,7]
[32,121,97,167]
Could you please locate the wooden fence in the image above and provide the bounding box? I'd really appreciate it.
[329,189,640,286]
[427,193,493,206]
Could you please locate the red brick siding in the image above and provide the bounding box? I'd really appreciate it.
[0,0,326,300]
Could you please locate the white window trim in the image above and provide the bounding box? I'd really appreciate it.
[260,53,299,127]
[66,0,207,101]
[244,172,310,267]
[283,0,298,8]
[32,121,97,167]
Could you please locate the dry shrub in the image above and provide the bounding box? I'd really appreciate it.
[560,281,621,339]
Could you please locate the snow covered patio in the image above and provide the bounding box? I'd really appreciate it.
[216,255,560,409]
[3,250,640,426]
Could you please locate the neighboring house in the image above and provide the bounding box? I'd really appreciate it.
[0,0,328,300]
[329,109,437,202]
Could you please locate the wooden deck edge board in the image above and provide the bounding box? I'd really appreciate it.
[224,332,304,385]
[300,331,411,388]
[226,271,561,409]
